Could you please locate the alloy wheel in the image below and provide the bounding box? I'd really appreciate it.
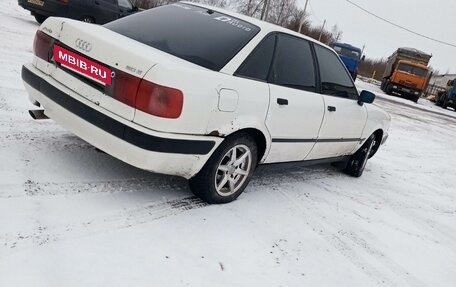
[214,144,252,196]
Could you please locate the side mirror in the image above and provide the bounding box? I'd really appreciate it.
[361,55,366,61]
[358,90,375,105]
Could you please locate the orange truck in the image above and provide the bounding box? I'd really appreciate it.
[380,47,432,102]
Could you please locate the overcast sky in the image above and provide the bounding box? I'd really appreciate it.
[297,0,456,74]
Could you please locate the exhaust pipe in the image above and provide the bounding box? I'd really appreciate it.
[29,109,49,120]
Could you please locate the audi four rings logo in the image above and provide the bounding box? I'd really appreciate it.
[75,38,92,52]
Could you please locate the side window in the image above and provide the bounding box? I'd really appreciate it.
[269,34,316,92]
[314,44,358,99]
[235,34,275,82]
[118,0,132,9]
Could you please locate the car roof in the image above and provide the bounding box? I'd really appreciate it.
[181,1,334,51]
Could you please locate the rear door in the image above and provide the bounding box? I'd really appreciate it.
[305,44,367,160]
[264,34,325,163]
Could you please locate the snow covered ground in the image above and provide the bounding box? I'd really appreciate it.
[1,1,456,286]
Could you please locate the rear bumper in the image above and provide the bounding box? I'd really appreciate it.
[21,64,222,178]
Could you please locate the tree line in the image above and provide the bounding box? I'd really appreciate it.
[132,0,387,80]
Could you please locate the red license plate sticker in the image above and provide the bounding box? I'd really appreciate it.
[53,45,112,85]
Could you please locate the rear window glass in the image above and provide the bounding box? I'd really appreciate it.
[105,3,260,71]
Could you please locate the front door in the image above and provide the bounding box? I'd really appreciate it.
[306,44,367,160]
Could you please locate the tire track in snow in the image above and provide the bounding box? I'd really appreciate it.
[271,188,427,287]
[0,176,187,198]
[0,166,342,251]
[1,196,208,251]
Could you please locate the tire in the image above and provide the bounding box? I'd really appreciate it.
[34,14,47,24]
[380,79,386,91]
[385,84,393,95]
[411,94,419,103]
[79,16,95,23]
[435,97,442,107]
[189,133,258,204]
[344,134,376,177]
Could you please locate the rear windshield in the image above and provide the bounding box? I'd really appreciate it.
[105,3,260,71]
[398,63,427,77]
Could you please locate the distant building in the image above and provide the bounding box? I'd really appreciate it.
[430,74,456,88]
[426,74,456,96]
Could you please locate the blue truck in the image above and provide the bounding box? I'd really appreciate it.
[435,79,456,111]
[330,42,364,81]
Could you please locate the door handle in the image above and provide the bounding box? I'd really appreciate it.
[327,106,336,112]
[277,98,288,105]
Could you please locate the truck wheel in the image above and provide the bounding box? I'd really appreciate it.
[385,84,393,95]
[189,133,258,204]
[380,79,386,91]
[412,95,419,103]
[344,134,376,177]
[352,72,358,81]
[435,92,443,106]
[34,14,47,24]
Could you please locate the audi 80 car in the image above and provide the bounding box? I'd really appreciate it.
[21,2,391,203]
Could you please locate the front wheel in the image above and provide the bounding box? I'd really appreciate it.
[385,84,393,95]
[189,133,258,204]
[344,134,376,177]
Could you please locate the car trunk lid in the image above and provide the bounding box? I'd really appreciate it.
[35,17,199,121]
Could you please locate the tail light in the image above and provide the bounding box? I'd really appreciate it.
[112,71,141,107]
[33,30,53,61]
[112,70,183,119]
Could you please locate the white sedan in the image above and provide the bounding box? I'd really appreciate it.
[22,2,391,203]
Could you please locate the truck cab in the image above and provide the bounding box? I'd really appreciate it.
[330,42,363,80]
[381,47,432,103]
[387,60,428,101]
[436,79,456,110]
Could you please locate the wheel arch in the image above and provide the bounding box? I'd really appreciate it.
[223,128,269,164]
[369,129,383,158]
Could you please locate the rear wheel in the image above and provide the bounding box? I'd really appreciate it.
[189,133,257,204]
[344,134,376,177]
[79,16,95,23]
[34,14,47,24]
